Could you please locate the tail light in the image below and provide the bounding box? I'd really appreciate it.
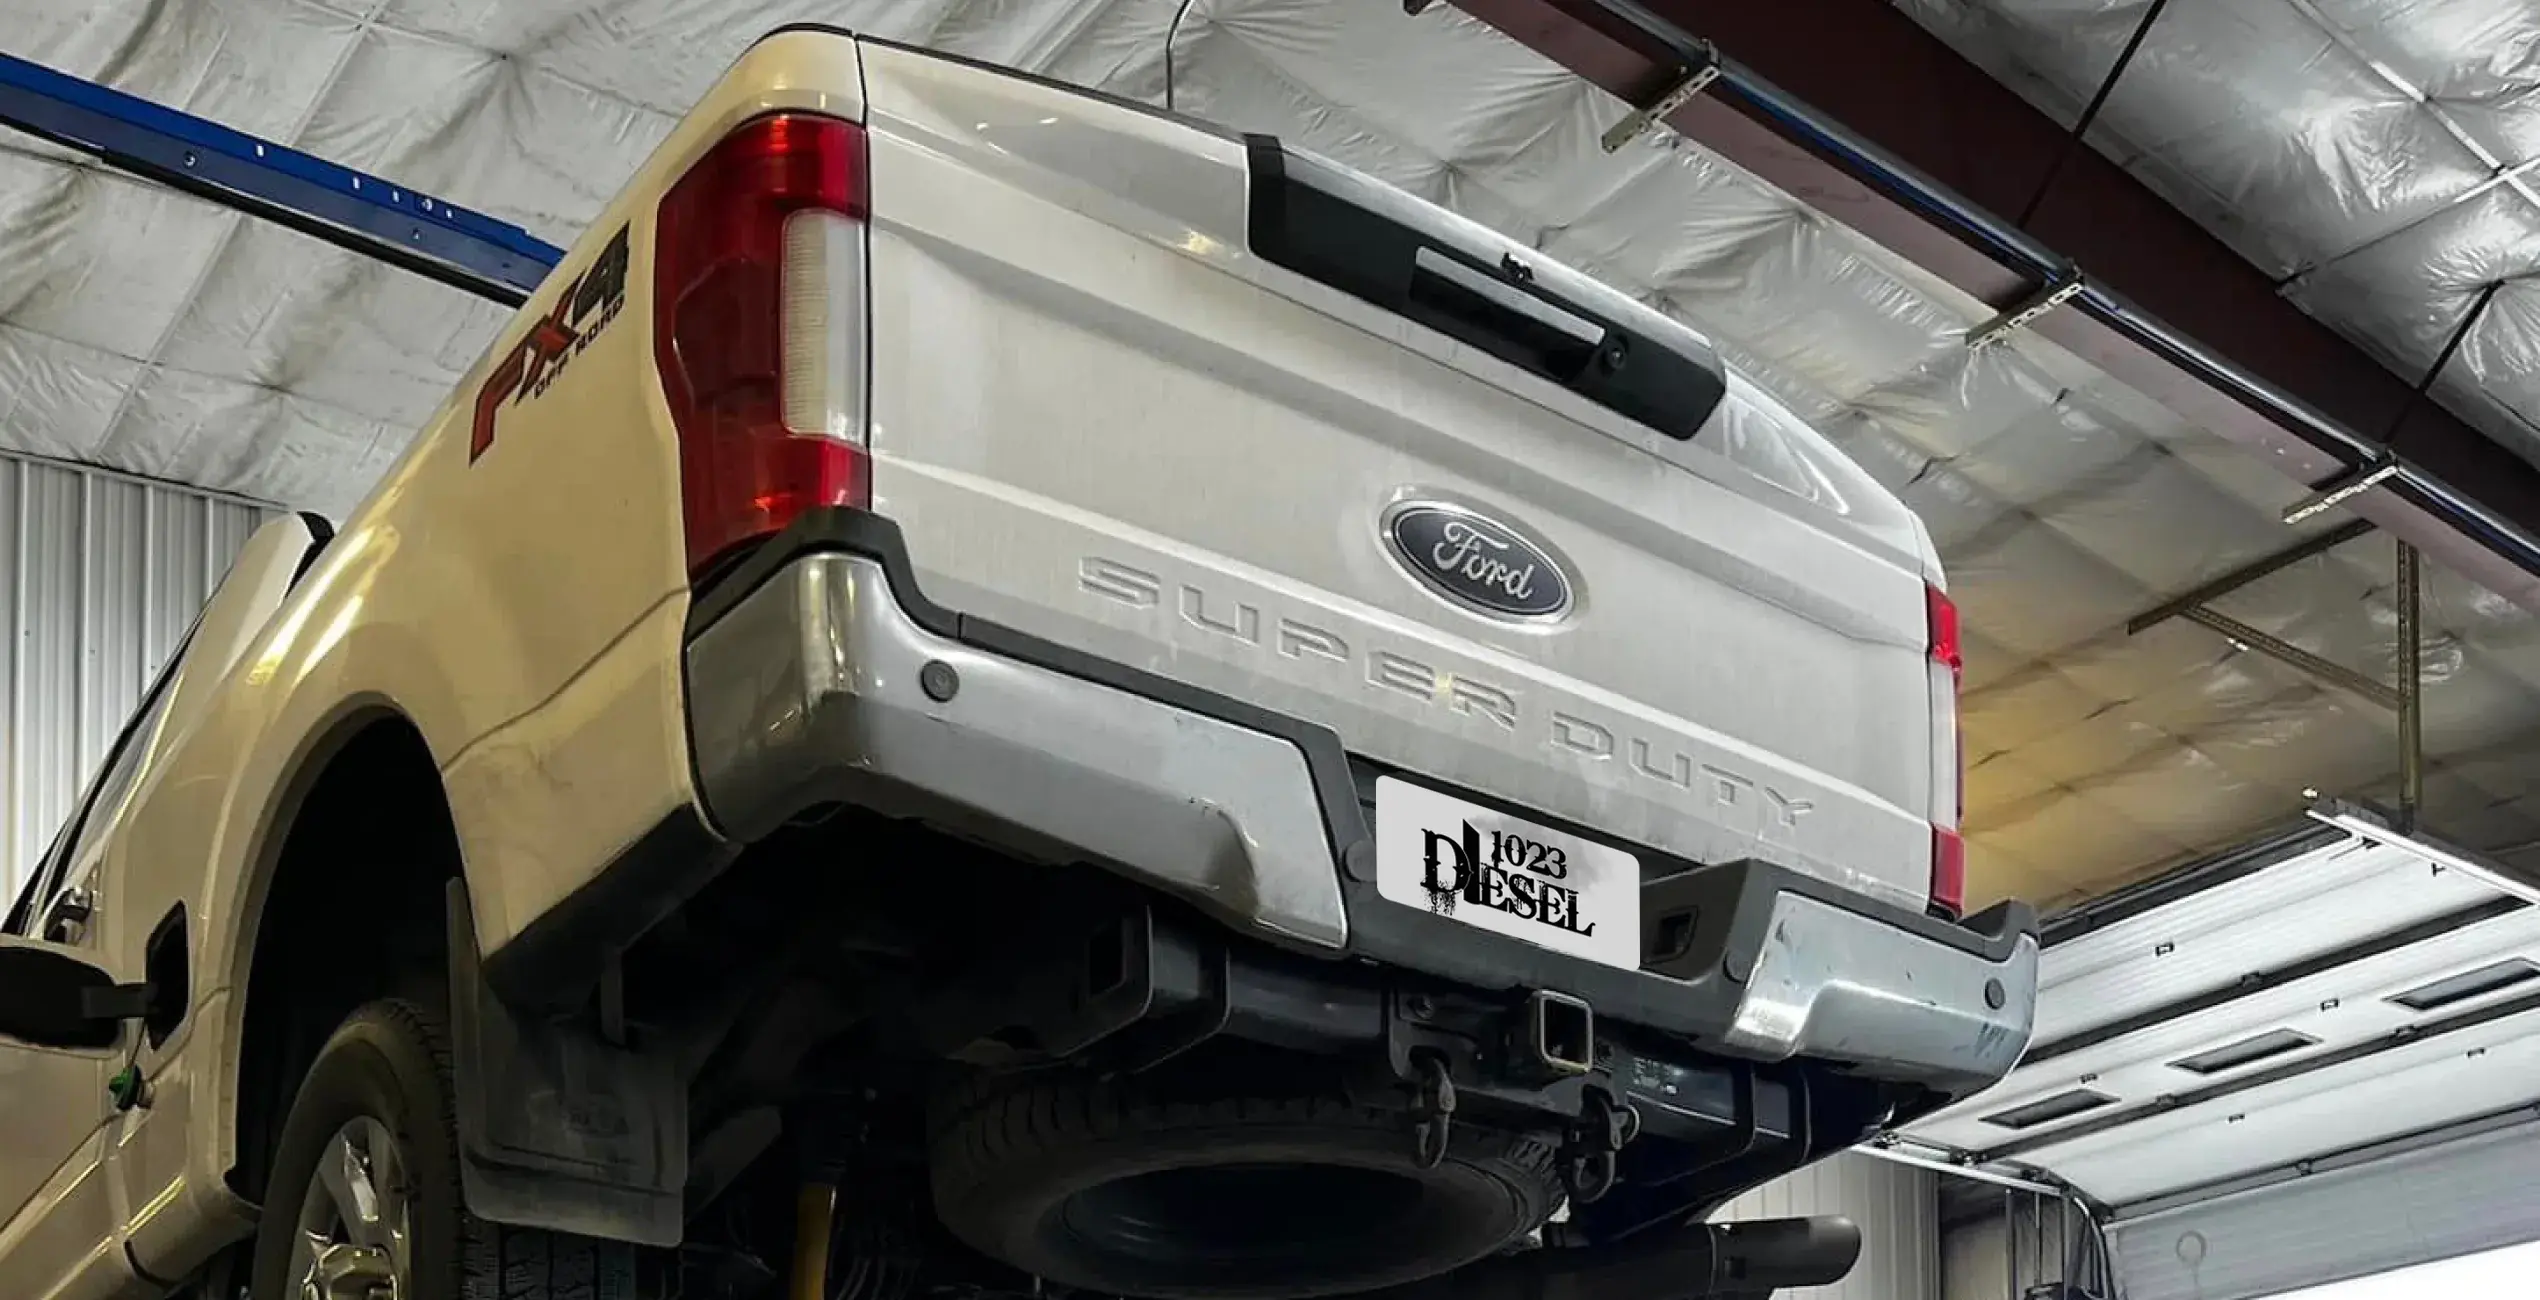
[655,113,871,579]
[1927,583,1966,919]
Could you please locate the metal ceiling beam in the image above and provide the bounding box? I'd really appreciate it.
[2176,605,2403,710]
[2125,519,2376,635]
[0,50,561,306]
[1443,0,2540,606]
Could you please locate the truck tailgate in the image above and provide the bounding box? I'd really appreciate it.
[853,40,1944,913]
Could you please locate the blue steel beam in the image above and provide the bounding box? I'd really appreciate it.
[0,49,563,306]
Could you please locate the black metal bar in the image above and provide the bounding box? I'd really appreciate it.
[1979,986,2540,1162]
[2283,462,2401,526]
[2127,517,2376,634]
[2398,539,2424,828]
[2015,0,2170,229]
[2180,607,2401,709]
[2022,895,2526,1066]
[2387,279,2505,448]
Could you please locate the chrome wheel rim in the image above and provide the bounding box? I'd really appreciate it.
[289,1117,410,1300]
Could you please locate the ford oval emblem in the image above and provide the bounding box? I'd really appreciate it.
[1383,501,1575,621]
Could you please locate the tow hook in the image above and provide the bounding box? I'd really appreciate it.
[1410,1052,1458,1169]
[1561,1088,1641,1204]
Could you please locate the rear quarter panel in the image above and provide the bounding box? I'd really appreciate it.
[98,28,872,1268]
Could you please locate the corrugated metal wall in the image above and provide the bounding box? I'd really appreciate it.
[1715,1154,1941,1300]
[1943,1193,2104,1300]
[1,450,272,901]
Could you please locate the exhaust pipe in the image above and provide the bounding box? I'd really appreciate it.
[1698,1218,1866,1293]
[1355,1216,1863,1300]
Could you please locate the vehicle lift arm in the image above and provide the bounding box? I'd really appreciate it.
[0,48,562,306]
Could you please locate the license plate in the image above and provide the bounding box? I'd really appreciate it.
[1373,776,1641,970]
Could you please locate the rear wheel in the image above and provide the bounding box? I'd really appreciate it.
[929,1069,1565,1299]
[249,999,636,1300]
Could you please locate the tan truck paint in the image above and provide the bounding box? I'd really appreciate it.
[0,32,868,1296]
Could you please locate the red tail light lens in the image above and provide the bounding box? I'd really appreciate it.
[1931,826,1967,918]
[655,113,870,579]
[1927,583,1962,681]
[1928,582,1965,919]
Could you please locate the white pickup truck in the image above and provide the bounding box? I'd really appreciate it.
[0,27,2036,1300]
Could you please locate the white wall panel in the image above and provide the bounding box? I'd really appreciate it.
[1715,1154,1939,1300]
[0,451,272,902]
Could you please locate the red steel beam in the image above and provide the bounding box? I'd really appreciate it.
[1451,0,2540,606]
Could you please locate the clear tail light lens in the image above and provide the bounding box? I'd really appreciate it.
[781,209,865,441]
[655,113,870,580]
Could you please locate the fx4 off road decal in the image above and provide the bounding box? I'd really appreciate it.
[470,224,630,461]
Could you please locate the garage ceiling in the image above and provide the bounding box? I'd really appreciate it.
[9,0,2540,909]
[1896,0,2540,468]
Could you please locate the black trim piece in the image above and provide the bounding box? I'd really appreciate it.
[2039,820,2347,948]
[141,902,189,1049]
[1981,986,2540,1161]
[1981,1088,2117,1131]
[479,807,737,1015]
[2168,1028,2319,1076]
[756,21,859,41]
[1242,135,1728,442]
[2390,957,2540,1012]
[122,1243,178,1292]
[289,511,336,586]
[674,509,2036,1086]
[2023,895,2525,1066]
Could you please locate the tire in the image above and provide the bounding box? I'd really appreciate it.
[929,1070,1564,1300]
[248,999,638,1300]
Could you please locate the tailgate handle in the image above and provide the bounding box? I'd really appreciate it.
[1408,246,1609,383]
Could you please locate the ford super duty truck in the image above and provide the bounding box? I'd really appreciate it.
[0,27,2036,1300]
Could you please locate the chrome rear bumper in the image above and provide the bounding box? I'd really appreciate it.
[683,518,2037,1095]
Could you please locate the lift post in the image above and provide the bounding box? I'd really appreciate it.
[2397,538,2424,828]
[0,49,563,305]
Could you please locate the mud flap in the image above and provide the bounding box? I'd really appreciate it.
[446,881,687,1245]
